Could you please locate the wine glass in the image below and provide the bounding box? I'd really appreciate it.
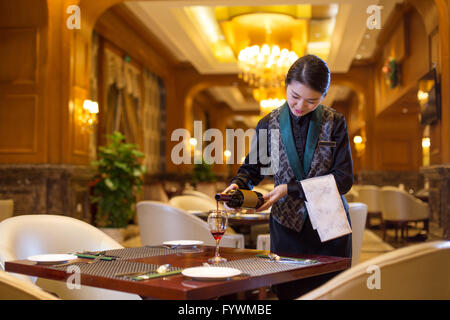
[207,209,228,264]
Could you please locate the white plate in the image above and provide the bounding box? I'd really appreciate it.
[162,240,204,247]
[182,267,241,280]
[27,254,78,265]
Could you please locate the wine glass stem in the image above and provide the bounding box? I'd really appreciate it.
[215,239,220,258]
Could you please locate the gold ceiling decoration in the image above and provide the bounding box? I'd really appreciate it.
[185,5,338,115]
[217,8,309,114]
[217,9,309,88]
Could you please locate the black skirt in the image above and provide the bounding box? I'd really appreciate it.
[269,213,352,300]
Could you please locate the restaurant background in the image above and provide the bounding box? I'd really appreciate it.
[0,0,448,240]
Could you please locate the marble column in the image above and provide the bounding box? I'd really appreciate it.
[421,164,450,239]
[0,164,95,223]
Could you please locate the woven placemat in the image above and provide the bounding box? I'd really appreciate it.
[81,246,200,261]
[50,259,182,280]
[212,257,321,277]
[103,247,179,260]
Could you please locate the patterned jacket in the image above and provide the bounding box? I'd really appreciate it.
[231,103,353,232]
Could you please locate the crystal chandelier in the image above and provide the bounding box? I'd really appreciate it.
[252,86,286,116]
[260,98,286,115]
[238,44,299,88]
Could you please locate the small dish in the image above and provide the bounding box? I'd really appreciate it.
[27,254,78,265]
[162,240,204,248]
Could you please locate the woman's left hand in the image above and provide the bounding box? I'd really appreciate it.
[256,184,288,212]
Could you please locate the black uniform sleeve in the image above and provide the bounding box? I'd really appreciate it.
[330,114,354,195]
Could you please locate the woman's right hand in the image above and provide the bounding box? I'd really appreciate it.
[221,183,239,211]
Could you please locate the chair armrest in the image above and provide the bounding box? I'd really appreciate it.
[410,199,429,220]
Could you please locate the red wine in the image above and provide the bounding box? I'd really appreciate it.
[211,230,225,240]
[215,189,265,209]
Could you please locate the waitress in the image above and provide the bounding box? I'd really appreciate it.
[223,54,353,299]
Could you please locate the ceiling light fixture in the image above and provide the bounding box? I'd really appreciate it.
[211,5,338,114]
[260,98,286,116]
[238,44,299,88]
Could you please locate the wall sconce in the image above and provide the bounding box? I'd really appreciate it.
[353,135,365,156]
[422,137,431,166]
[224,149,232,159]
[421,137,430,148]
[189,138,198,146]
[77,100,99,133]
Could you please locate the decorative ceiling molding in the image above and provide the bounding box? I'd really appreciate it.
[126,0,385,74]
[209,87,259,111]
[124,0,399,113]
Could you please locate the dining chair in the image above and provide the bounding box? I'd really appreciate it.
[256,234,270,251]
[137,201,245,249]
[181,189,215,201]
[0,270,59,300]
[0,215,141,300]
[297,241,450,299]
[143,182,169,203]
[0,199,13,223]
[380,186,429,242]
[348,202,368,266]
[169,195,217,211]
[354,185,382,228]
[195,182,217,199]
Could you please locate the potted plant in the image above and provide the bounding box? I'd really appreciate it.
[89,131,146,242]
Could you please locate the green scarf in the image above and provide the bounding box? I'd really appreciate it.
[279,103,324,180]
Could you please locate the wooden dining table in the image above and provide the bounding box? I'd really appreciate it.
[5,246,351,300]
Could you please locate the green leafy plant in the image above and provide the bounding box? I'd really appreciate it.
[191,161,217,184]
[90,131,146,228]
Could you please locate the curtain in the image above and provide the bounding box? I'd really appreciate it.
[102,48,141,145]
[142,69,165,174]
[101,46,166,174]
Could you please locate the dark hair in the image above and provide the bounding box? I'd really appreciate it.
[285,54,330,96]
